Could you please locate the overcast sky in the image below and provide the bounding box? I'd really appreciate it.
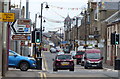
[11,0,88,32]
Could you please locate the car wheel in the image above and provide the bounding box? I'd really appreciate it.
[99,66,103,69]
[84,65,88,69]
[81,63,84,66]
[53,68,57,71]
[69,68,74,71]
[76,61,79,65]
[19,62,29,71]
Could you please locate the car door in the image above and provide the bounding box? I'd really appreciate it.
[8,51,17,66]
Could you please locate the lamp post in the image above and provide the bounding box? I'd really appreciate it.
[39,2,49,56]
[84,10,87,46]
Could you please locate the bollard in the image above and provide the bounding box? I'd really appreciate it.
[35,57,42,70]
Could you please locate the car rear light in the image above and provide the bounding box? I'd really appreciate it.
[56,59,61,61]
[70,62,74,65]
[69,60,74,61]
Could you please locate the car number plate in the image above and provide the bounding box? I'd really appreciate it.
[61,62,69,65]
[92,65,97,67]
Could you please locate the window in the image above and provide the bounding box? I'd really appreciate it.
[87,53,101,59]
[57,55,71,59]
[9,52,14,56]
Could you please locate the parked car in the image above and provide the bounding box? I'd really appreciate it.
[50,47,56,53]
[75,49,85,65]
[77,46,84,51]
[8,50,36,71]
[56,47,62,52]
[70,51,76,59]
[63,48,70,53]
[57,51,64,55]
[84,49,103,69]
[42,47,48,51]
[53,54,74,71]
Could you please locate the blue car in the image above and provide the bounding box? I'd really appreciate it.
[8,50,36,71]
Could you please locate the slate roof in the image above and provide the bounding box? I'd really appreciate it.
[105,11,120,23]
[103,2,119,10]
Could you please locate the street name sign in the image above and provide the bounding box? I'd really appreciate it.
[0,13,15,22]
[12,35,31,40]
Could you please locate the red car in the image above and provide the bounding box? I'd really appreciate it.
[53,54,74,71]
[75,50,85,65]
[42,47,48,51]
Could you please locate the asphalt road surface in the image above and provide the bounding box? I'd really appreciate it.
[2,51,118,79]
[42,51,118,79]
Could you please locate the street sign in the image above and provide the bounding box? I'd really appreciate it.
[12,35,31,40]
[0,13,15,22]
[11,19,31,34]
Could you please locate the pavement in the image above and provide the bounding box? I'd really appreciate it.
[0,72,2,79]
[103,63,117,72]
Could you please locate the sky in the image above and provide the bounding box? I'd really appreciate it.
[11,0,88,32]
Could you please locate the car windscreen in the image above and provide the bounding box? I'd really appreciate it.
[76,51,85,55]
[86,53,101,59]
[9,50,20,56]
[57,55,71,59]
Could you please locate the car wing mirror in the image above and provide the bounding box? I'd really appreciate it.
[101,57,104,59]
[14,54,18,57]
[84,57,86,59]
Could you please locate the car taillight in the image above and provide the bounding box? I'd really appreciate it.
[69,60,74,61]
[70,62,74,65]
[56,59,61,61]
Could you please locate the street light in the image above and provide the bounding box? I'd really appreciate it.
[39,2,49,57]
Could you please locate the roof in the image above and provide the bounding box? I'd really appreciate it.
[103,2,119,10]
[104,11,120,24]
[85,49,101,53]
[57,54,71,56]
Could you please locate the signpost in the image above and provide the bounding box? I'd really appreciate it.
[0,13,15,22]
[12,35,31,40]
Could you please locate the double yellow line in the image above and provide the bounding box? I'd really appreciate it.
[39,72,47,79]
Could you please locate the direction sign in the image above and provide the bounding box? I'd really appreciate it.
[12,35,31,40]
[0,13,15,22]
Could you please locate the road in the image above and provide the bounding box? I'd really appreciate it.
[3,51,118,79]
[42,51,118,79]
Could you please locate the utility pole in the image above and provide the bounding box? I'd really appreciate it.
[1,0,11,76]
[0,1,3,77]
[118,2,120,79]
[26,0,29,19]
[75,17,78,40]
[84,10,87,46]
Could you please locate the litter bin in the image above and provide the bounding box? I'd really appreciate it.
[36,57,42,70]
[115,59,120,70]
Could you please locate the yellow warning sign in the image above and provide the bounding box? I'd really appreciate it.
[0,13,15,22]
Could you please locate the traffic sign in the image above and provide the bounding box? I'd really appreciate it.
[12,35,31,40]
[0,13,15,22]
[11,19,31,34]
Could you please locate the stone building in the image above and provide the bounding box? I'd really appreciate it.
[106,11,120,66]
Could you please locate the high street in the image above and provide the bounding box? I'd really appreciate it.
[42,51,118,78]
[3,51,118,79]
[1,0,120,79]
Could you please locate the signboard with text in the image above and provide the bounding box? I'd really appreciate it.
[12,19,31,34]
[12,35,31,40]
[0,13,15,22]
